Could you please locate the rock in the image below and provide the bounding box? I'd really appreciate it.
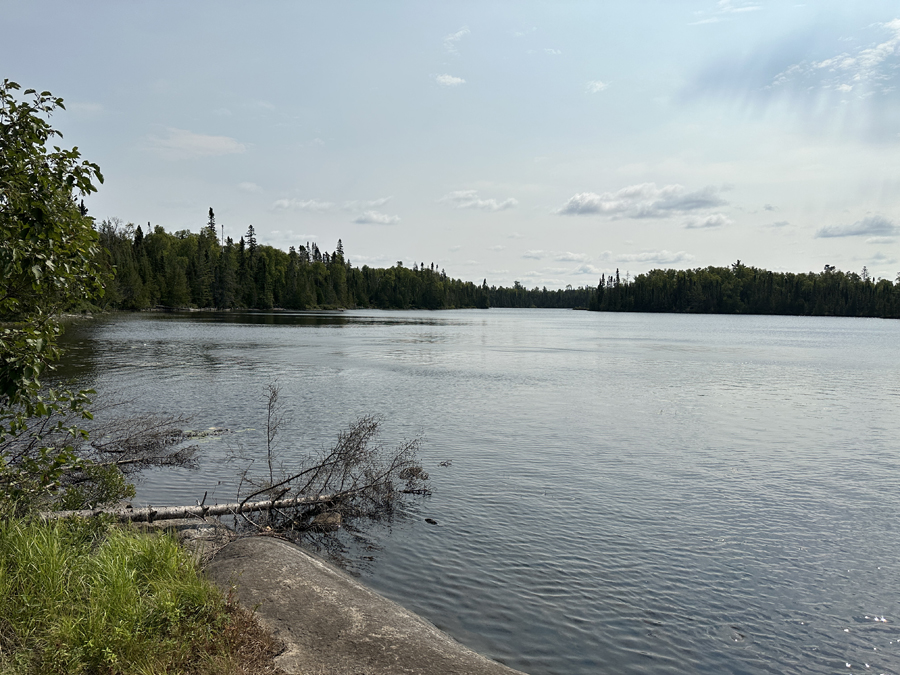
[205,536,525,675]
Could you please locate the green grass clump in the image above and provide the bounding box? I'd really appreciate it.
[0,518,275,674]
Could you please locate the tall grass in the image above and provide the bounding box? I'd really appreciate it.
[0,518,276,674]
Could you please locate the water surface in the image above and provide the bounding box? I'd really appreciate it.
[57,309,900,674]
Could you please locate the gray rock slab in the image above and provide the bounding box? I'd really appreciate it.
[205,535,526,675]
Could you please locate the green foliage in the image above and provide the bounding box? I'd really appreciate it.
[589,262,900,318]
[0,81,109,514]
[0,518,254,674]
[99,223,504,310]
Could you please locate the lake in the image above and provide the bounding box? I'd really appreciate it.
[56,309,900,675]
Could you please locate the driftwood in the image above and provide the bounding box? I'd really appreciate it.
[43,493,337,523]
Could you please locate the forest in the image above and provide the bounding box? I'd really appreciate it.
[95,212,593,311]
[95,214,900,318]
[588,261,900,318]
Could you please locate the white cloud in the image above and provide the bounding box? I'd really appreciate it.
[558,183,726,218]
[440,190,518,211]
[771,220,790,228]
[615,250,695,265]
[766,20,900,108]
[689,0,760,24]
[444,27,470,54]
[487,245,506,251]
[272,198,335,212]
[573,264,602,275]
[366,196,393,207]
[353,211,400,225]
[585,80,609,93]
[342,196,394,210]
[508,232,526,239]
[716,0,761,13]
[523,250,544,259]
[544,48,562,55]
[238,182,262,193]
[685,213,732,229]
[815,215,899,238]
[555,252,589,262]
[436,74,466,87]
[146,127,246,160]
[866,236,896,244]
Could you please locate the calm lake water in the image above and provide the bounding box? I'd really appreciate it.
[57,309,900,675]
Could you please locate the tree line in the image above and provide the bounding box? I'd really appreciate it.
[95,214,598,311]
[96,213,493,311]
[588,261,900,318]
[93,216,900,318]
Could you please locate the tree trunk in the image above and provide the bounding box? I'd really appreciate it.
[43,493,336,523]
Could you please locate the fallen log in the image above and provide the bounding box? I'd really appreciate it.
[43,493,337,523]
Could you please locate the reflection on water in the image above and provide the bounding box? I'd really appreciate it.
[56,309,900,675]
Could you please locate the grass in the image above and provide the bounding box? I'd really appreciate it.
[0,517,286,674]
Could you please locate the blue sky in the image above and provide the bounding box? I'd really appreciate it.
[5,1,900,287]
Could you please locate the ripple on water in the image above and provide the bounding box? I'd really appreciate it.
[54,310,900,675]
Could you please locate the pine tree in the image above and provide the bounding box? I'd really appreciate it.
[206,207,217,240]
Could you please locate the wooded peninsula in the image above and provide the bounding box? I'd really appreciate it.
[97,214,900,319]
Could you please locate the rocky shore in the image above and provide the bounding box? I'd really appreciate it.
[167,520,525,675]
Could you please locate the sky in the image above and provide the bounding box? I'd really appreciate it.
[4,1,900,288]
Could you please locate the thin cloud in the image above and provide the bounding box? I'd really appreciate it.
[870,252,898,265]
[545,48,562,55]
[436,74,466,87]
[717,0,761,13]
[771,220,790,228]
[688,19,900,139]
[440,190,518,211]
[866,236,896,244]
[573,264,602,275]
[353,211,400,225]
[444,27,470,54]
[487,245,506,252]
[616,250,695,265]
[685,213,732,229]
[691,0,761,24]
[585,80,609,93]
[238,182,262,193]
[523,250,544,259]
[816,215,899,238]
[146,127,246,160]
[558,183,726,218]
[555,252,589,262]
[272,198,335,212]
[342,196,393,210]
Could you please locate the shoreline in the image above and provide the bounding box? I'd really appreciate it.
[169,519,526,675]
